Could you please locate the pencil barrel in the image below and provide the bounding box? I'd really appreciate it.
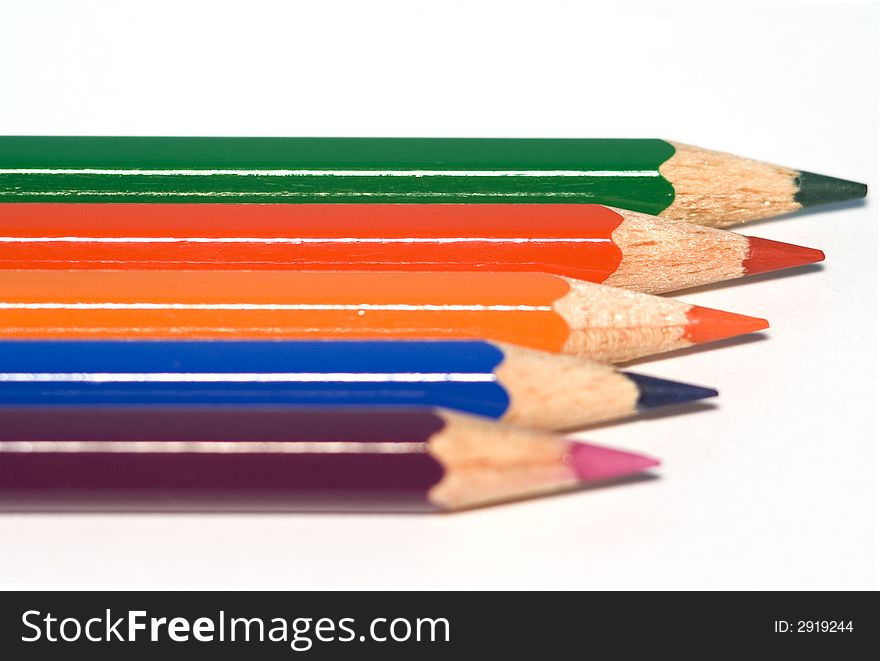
[0,340,512,419]
[0,407,447,512]
[0,137,676,212]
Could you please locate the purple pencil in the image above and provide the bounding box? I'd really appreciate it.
[0,407,658,512]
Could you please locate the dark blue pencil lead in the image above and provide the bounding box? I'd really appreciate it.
[621,372,718,410]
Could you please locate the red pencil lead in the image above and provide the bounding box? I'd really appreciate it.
[743,236,825,276]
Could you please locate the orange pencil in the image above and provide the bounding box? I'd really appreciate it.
[0,203,823,294]
[0,270,767,363]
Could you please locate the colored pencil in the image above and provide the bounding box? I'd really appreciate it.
[0,203,824,293]
[0,340,717,430]
[0,137,865,225]
[0,270,768,363]
[0,407,658,512]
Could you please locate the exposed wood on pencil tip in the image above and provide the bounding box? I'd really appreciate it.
[660,141,866,226]
[430,410,659,508]
[495,343,718,428]
[607,207,825,293]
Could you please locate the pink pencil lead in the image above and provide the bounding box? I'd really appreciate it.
[568,442,659,483]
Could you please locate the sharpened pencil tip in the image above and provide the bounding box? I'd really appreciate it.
[743,236,825,276]
[684,306,769,344]
[621,371,718,410]
[569,442,659,482]
[795,171,867,207]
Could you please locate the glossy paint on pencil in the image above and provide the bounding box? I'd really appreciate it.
[0,203,622,280]
[0,270,574,348]
[0,340,511,417]
[0,137,864,226]
[0,270,768,362]
[0,137,677,211]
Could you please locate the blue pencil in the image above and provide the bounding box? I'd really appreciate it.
[0,340,715,430]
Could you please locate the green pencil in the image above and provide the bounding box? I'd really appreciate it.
[0,137,865,226]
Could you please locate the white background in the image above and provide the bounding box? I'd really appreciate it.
[0,1,876,590]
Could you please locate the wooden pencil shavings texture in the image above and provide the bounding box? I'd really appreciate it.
[553,279,690,363]
[496,344,637,429]
[659,142,799,227]
[426,411,577,510]
[605,208,749,293]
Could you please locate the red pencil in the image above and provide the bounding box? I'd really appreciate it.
[0,203,823,293]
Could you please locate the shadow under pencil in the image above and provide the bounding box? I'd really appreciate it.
[740,197,868,228]
[667,263,825,297]
[622,333,770,368]
[0,474,661,516]
[579,401,719,432]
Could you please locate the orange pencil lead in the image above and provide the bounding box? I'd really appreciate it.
[684,306,769,344]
